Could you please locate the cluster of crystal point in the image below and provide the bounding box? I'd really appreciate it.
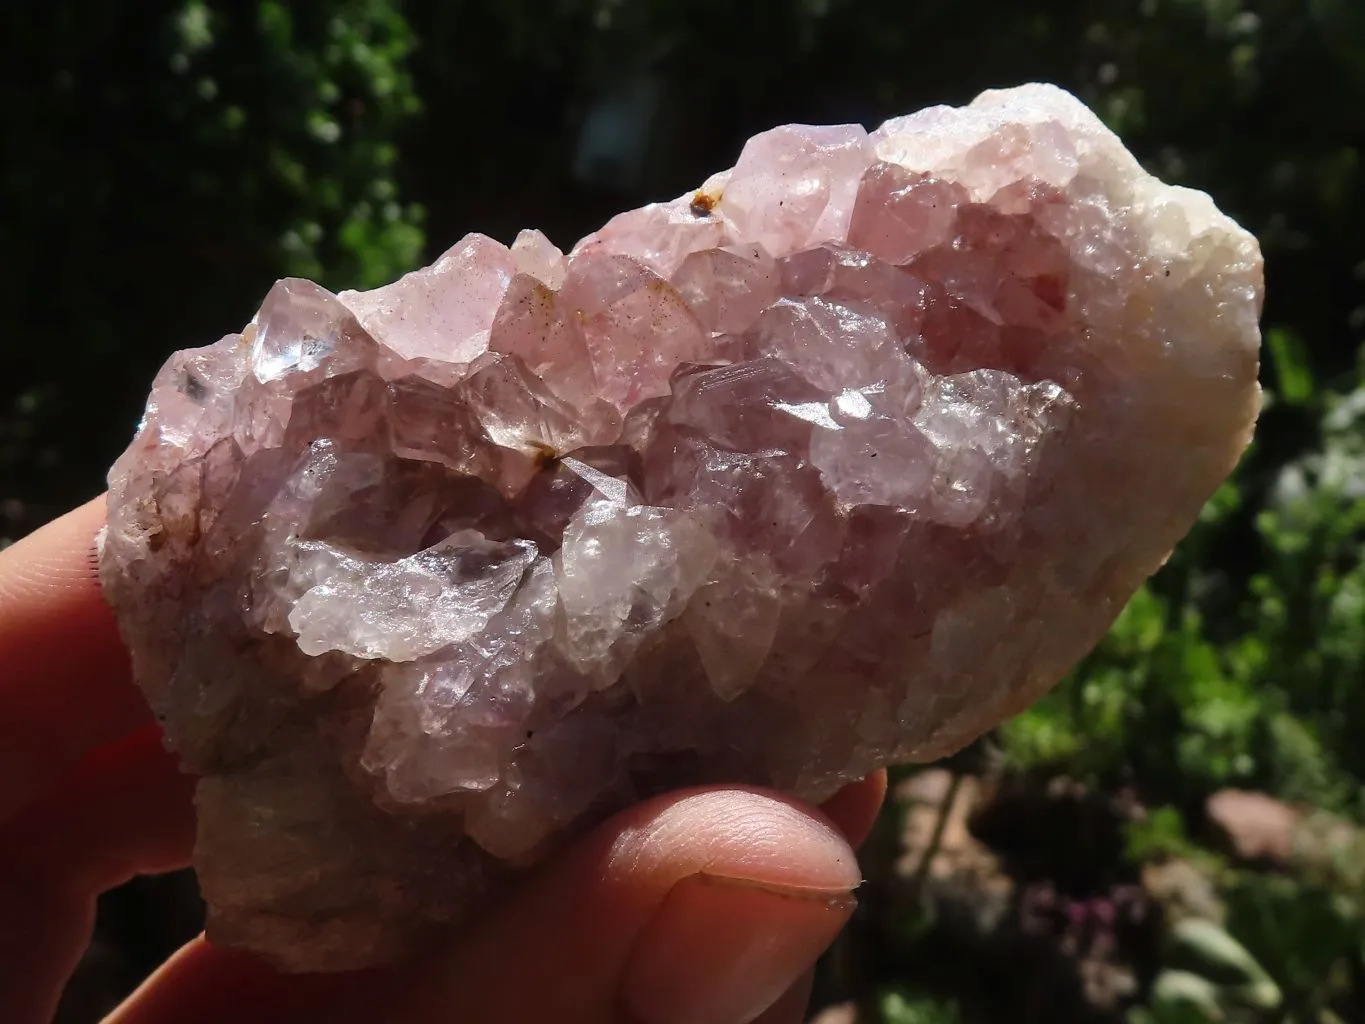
[101,84,1262,970]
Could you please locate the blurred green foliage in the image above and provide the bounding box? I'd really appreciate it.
[4,0,1363,1020]
[880,988,965,1024]
[0,0,423,528]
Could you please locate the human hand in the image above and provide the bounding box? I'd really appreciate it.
[0,498,886,1024]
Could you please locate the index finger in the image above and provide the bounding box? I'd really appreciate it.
[0,496,154,820]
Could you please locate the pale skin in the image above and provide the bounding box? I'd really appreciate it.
[0,497,887,1024]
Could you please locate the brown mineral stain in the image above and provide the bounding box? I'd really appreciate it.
[690,189,719,217]
[519,280,554,309]
[529,441,561,470]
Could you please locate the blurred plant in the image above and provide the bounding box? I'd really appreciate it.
[1124,807,1205,866]
[0,1,423,529]
[1222,874,1360,1022]
[877,988,964,1024]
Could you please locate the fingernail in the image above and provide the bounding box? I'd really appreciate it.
[621,872,857,1024]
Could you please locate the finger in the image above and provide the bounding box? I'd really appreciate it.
[748,775,884,1024]
[0,725,196,1024]
[0,496,152,820]
[617,872,851,1024]
[106,939,384,1024]
[752,970,816,1024]
[111,785,866,1024]
[5,725,196,896]
[408,784,863,1024]
[744,765,884,1024]
[744,772,879,1024]
[820,770,887,850]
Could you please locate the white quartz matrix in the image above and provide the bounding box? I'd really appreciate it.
[102,85,1262,970]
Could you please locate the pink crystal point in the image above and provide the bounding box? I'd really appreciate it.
[101,84,1262,970]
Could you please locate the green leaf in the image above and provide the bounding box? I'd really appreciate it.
[1266,327,1315,405]
[1167,918,1277,992]
[1149,970,1225,1023]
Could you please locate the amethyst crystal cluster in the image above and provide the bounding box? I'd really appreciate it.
[101,85,1262,970]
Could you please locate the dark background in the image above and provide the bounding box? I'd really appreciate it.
[3,2,1364,1021]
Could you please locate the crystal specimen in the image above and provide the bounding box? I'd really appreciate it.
[100,84,1262,971]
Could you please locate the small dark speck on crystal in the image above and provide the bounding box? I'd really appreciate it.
[182,371,208,402]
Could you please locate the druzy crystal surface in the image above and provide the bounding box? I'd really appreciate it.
[101,84,1262,970]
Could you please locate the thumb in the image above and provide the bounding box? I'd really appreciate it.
[407,785,863,1024]
[110,784,871,1024]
